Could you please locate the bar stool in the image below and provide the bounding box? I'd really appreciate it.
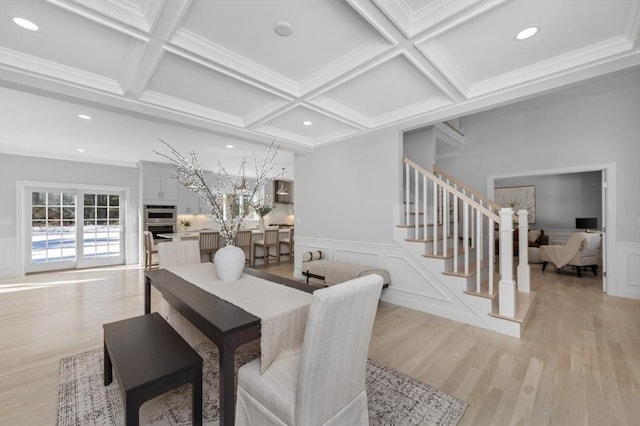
[199,231,219,262]
[143,231,158,270]
[279,228,294,263]
[234,230,252,265]
[253,229,279,266]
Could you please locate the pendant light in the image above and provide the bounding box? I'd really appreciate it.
[276,168,288,195]
[237,162,249,193]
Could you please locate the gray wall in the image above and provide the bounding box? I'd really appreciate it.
[496,172,602,229]
[0,154,140,276]
[295,127,401,244]
[439,69,640,243]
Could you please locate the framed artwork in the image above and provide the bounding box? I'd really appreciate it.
[494,185,536,223]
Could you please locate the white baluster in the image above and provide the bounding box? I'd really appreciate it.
[499,208,516,318]
[405,163,409,227]
[463,202,469,275]
[414,168,419,240]
[443,189,448,258]
[489,220,494,295]
[433,181,438,255]
[517,209,530,293]
[453,196,459,272]
[476,209,482,292]
[423,175,427,241]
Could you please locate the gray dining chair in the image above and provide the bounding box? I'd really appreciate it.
[235,274,384,426]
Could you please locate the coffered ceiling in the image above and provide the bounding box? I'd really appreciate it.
[1,0,639,166]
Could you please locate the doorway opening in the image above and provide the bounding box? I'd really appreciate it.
[488,162,615,293]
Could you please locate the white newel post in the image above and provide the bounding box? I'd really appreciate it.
[499,208,516,318]
[517,209,530,293]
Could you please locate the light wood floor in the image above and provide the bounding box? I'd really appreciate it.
[1,262,638,425]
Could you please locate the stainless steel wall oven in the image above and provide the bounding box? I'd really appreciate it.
[144,205,176,240]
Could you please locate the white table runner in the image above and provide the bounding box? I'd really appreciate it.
[166,262,312,373]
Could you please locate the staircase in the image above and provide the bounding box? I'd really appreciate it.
[394,156,537,338]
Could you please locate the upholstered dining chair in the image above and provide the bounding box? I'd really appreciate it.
[279,228,294,263]
[235,274,384,426]
[143,231,158,270]
[158,240,201,268]
[253,229,279,266]
[199,231,220,262]
[234,230,252,265]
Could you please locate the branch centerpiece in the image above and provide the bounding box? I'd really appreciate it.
[155,140,280,280]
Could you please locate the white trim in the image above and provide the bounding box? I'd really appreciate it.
[615,242,640,299]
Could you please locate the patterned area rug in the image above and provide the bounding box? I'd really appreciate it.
[57,341,467,426]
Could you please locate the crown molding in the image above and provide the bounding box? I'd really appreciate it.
[468,36,635,98]
[170,29,299,96]
[64,0,164,32]
[44,0,149,41]
[0,48,122,94]
[623,0,640,46]
[298,42,392,96]
[252,125,314,147]
[413,42,471,98]
[344,0,401,45]
[302,101,370,130]
[372,96,453,128]
[139,90,243,127]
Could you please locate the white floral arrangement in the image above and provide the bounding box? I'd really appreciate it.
[156,140,279,245]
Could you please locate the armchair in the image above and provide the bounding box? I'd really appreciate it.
[540,232,601,277]
[495,228,548,263]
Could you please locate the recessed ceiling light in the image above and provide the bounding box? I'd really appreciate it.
[77,114,91,120]
[13,17,39,31]
[274,21,292,37]
[515,26,539,41]
[303,121,312,126]
[76,148,85,153]
[225,144,235,149]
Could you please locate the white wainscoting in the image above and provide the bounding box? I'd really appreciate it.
[294,236,494,330]
[0,238,17,279]
[613,242,640,299]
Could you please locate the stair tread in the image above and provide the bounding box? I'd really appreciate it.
[489,291,538,323]
[423,245,475,260]
[442,260,489,277]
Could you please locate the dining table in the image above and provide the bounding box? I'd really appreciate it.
[144,264,313,426]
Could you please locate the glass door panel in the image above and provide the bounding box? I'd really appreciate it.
[26,187,125,273]
[28,190,77,272]
[82,193,121,259]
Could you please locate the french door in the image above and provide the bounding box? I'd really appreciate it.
[26,187,125,273]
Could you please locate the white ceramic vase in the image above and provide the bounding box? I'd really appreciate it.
[214,245,245,281]
[259,217,266,232]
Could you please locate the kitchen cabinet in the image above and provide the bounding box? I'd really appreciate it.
[141,163,178,205]
[178,185,203,214]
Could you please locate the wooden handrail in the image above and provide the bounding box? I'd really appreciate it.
[433,164,518,223]
[403,156,499,222]
[433,165,501,211]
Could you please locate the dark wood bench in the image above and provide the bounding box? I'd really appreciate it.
[103,313,203,426]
